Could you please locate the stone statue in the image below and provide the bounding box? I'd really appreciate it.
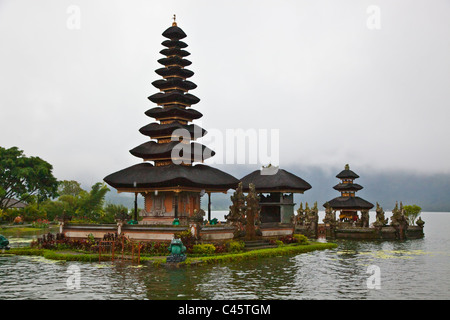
[303,202,311,226]
[189,209,205,239]
[303,202,319,237]
[323,202,336,225]
[360,209,370,228]
[416,216,425,228]
[310,202,319,224]
[391,201,409,239]
[226,182,247,238]
[245,183,261,239]
[295,203,305,226]
[390,202,400,226]
[374,202,388,227]
[190,208,205,223]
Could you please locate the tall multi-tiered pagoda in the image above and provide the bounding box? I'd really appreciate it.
[104,18,239,225]
[324,164,374,222]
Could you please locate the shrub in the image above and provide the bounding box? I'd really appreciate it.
[293,234,309,245]
[214,243,227,254]
[192,244,216,255]
[31,219,50,228]
[279,235,296,244]
[174,229,198,253]
[226,240,245,253]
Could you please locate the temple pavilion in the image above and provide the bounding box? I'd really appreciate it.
[104,18,239,225]
[324,164,374,222]
[240,166,311,225]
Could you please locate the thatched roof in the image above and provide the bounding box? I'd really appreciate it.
[240,168,311,193]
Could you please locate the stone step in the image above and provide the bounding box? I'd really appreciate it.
[243,244,278,251]
[244,239,276,249]
[244,240,269,246]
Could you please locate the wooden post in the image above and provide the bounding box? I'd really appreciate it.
[208,192,212,222]
[174,192,179,219]
[137,242,142,265]
[134,192,138,222]
[121,236,124,260]
[99,242,102,263]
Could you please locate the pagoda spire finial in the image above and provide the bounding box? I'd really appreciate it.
[172,14,177,26]
[345,164,349,170]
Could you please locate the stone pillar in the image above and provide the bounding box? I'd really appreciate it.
[117,221,123,235]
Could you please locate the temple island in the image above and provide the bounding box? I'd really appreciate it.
[60,20,424,244]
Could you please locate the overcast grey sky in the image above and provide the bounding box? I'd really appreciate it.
[1,0,449,188]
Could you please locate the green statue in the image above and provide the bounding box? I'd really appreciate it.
[167,238,187,263]
[0,235,10,250]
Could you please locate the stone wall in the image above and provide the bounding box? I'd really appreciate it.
[63,223,236,242]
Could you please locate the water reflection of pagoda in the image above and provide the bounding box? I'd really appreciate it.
[324,164,374,222]
[104,19,238,225]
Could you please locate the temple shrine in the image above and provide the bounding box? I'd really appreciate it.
[104,18,239,226]
[324,164,374,222]
[240,166,311,225]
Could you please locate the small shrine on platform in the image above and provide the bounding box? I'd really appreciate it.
[240,166,311,225]
[324,164,374,224]
[239,166,311,238]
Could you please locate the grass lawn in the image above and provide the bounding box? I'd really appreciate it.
[0,225,59,236]
[1,241,338,266]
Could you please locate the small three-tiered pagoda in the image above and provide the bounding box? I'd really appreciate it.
[104,18,239,225]
[324,164,374,222]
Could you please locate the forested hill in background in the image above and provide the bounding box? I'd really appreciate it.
[104,166,450,212]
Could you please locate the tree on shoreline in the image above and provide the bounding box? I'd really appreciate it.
[404,204,422,226]
[0,146,58,211]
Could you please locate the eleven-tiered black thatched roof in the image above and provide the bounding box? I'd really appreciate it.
[104,21,238,192]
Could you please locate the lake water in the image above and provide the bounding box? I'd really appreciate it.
[0,212,449,300]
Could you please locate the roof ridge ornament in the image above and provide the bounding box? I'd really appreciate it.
[345,164,350,170]
[261,163,279,176]
[172,14,177,26]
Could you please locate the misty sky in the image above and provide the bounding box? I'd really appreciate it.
[1,0,449,189]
